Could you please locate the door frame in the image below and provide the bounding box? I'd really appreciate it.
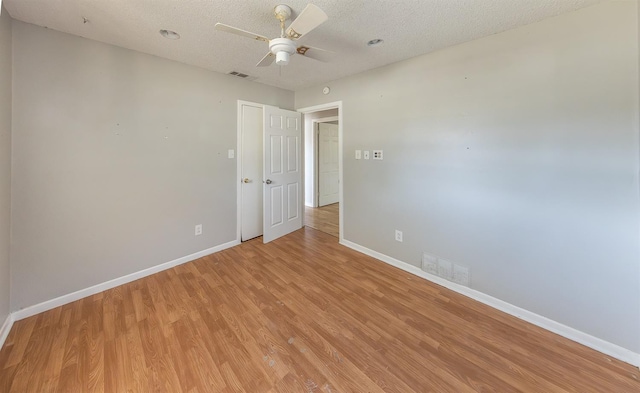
[298,101,344,243]
[236,100,265,242]
[312,116,339,207]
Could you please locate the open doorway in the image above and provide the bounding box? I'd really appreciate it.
[298,102,343,240]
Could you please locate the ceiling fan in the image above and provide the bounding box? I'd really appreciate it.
[214,4,331,67]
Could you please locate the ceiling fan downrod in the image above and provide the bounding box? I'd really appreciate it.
[274,4,292,38]
[272,4,295,65]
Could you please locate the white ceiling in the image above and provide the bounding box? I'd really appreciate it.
[3,0,603,91]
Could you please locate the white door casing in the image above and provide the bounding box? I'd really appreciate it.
[240,103,263,241]
[263,106,303,243]
[318,122,339,206]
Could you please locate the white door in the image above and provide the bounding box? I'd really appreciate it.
[318,122,339,206]
[263,106,303,243]
[240,103,263,241]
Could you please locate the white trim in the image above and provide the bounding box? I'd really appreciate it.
[340,239,640,368]
[0,313,14,349]
[12,240,239,321]
[237,100,265,243]
[297,102,344,243]
[310,115,339,207]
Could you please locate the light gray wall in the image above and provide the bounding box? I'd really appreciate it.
[0,5,12,325]
[10,21,293,310]
[296,1,640,352]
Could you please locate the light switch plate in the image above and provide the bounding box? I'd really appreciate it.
[364,150,370,160]
[228,149,235,159]
[373,150,383,160]
[355,150,361,159]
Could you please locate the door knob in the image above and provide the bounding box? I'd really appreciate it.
[243,178,250,183]
[265,179,273,184]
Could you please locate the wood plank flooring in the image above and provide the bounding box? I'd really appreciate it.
[1,227,639,392]
[305,203,339,237]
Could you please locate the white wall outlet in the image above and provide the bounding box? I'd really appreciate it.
[195,224,203,236]
[395,230,403,242]
[421,253,438,275]
[355,149,362,159]
[373,150,383,160]
[437,258,453,279]
[453,264,470,286]
[363,150,370,160]
[228,149,235,159]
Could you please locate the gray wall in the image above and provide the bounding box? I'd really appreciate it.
[296,1,640,352]
[10,21,294,310]
[0,5,12,325]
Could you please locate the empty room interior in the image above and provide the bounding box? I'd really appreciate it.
[0,0,639,392]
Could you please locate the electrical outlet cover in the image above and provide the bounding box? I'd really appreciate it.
[422,253,438,275]
[437,259,453,279]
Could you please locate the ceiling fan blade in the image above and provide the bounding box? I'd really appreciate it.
[297,45,335,62]
[285,4,328,40]
[214,23,269,43]
[256,52,275,67]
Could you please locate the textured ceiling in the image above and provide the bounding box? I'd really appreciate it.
[4,0,603,91]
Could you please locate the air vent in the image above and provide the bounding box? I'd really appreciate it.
[227,71,257,81]
[228,71,249,78]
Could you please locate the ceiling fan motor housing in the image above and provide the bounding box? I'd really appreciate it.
[269,38,296,65]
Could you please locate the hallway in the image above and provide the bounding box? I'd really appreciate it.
[304,203,339,237]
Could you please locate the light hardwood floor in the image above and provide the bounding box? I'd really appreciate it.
[305,203,339,237]
[1,227,639,392]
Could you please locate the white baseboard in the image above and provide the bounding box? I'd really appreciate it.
[12,239,240,321]
[0,313,14,350]
[340,239,640,368]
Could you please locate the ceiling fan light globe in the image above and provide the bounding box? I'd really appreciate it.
[276,51,290,65]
